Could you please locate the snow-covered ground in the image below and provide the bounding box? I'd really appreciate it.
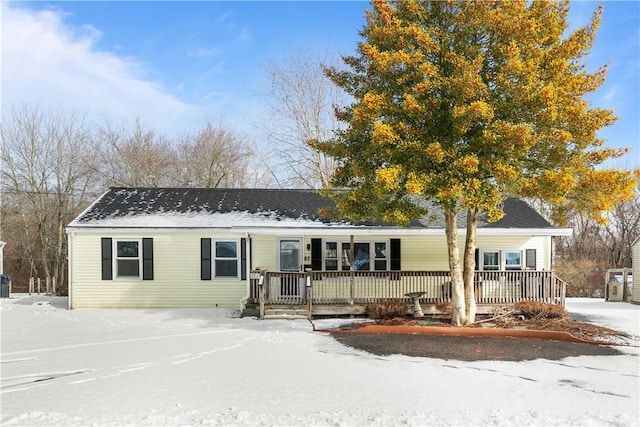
[1,295,638,427]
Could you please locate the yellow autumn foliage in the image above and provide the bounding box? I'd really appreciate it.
[376,165,403,190]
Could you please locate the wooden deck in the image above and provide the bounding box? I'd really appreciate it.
[248,270,567,318]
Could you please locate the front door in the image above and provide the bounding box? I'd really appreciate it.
[278,238,303,301]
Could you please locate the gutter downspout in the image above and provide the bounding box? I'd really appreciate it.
[240,233,251,310]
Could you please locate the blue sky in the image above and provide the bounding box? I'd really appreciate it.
[2,1,638,169]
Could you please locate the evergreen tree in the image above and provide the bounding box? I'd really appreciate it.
[314,0,638,325]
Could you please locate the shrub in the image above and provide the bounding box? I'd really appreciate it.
[434,301,452,315]
[366,300,408,319]
[514,301,566,319]
[556,258,607,298]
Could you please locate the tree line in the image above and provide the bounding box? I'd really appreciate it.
[0,105,269,292]
[1,49,345,293]
[1,100,637,297]
[1,1,639,305]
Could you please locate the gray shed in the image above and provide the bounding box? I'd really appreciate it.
[633,236,640,304]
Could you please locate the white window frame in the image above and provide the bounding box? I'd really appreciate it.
[213,239,240,279]
[480,249,523,271]
[324,241,338,271]
[504,250,523,270]
[373,241,388,271]
[323,240,389,271]
[114,238,142,280]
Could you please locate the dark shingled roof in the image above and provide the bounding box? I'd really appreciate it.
[72,187,555,229]
[77,187,334,223]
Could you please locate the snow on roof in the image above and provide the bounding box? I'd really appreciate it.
[70,209,348,228]
[66,187,565,234]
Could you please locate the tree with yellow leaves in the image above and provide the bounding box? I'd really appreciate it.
[314,0,638,325]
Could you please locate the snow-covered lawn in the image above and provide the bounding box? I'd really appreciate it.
[1,296,638,426]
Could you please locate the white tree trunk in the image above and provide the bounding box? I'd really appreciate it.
[463,208,478,325]
[444,208,466,326]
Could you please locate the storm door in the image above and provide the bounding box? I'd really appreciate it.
[278,238,303,301]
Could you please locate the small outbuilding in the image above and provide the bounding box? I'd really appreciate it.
[0,240,5,275]
[632,236,640,304]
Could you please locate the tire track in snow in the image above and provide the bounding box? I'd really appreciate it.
[1,329,235,357]
[2,331,273,393]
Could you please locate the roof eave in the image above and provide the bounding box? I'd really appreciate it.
[66,224,572,237]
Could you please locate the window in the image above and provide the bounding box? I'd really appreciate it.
[115,240,141,278]
[374,242,387,271]
[504,251,522,270]
[324,242,338,271]
[352,243,370,271]
[480,249,524,271]
[341,242,371,271]
[201,238,246,281]
[341,243,351,271]
[214,240,238,278]
[102,238,152,281]
[482,251,500,271]
[321,240,389,271]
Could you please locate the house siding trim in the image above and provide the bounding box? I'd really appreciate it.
[67,226,572,237]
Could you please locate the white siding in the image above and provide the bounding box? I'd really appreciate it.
[299,234,551,271]
[70,232,248,309]
[476,235,552,270]
[250,235,277,271]
[69,230,555,308]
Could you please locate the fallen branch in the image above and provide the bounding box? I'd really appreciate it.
[469,310,517,326]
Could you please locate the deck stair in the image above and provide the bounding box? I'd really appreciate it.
[263,306,310,320]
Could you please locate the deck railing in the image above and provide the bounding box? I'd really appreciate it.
[250,269,565,308]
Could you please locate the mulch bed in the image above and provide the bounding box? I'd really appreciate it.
[317,315,635,361]
[328,332,625,361]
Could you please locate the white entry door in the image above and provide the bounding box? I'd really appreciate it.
[278,238,303,299]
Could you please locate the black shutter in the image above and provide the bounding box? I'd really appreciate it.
[474,248,479,270]
[101,238,112,280]
[241,238,247,280]
[526,249,536,270]
[311,238,322,271]
[142,238,153,280]
[390,239,401,270]
[201,238,212,280]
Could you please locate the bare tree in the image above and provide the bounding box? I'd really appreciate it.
[97,118,177,188]
[599,187,640,267]
[1,105,100,291]
[174,123,260,188]
[549,180,639,296]
[256,51,346,188]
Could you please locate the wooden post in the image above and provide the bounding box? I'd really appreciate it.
[53,277,56,295]
[305,269,313,319]
[29,277,34,295]
[46,277,50,295]
[258,270,265,320]
[37,278,41,295]
[622,268,631,301]
[349,235,355,306]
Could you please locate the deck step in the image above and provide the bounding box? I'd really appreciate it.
[263,314,309,320]
[263,308,310,320]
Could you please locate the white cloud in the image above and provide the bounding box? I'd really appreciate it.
[601,85,619,108]
[1,5,206,136]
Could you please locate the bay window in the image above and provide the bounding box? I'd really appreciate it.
[321,240,388,271]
